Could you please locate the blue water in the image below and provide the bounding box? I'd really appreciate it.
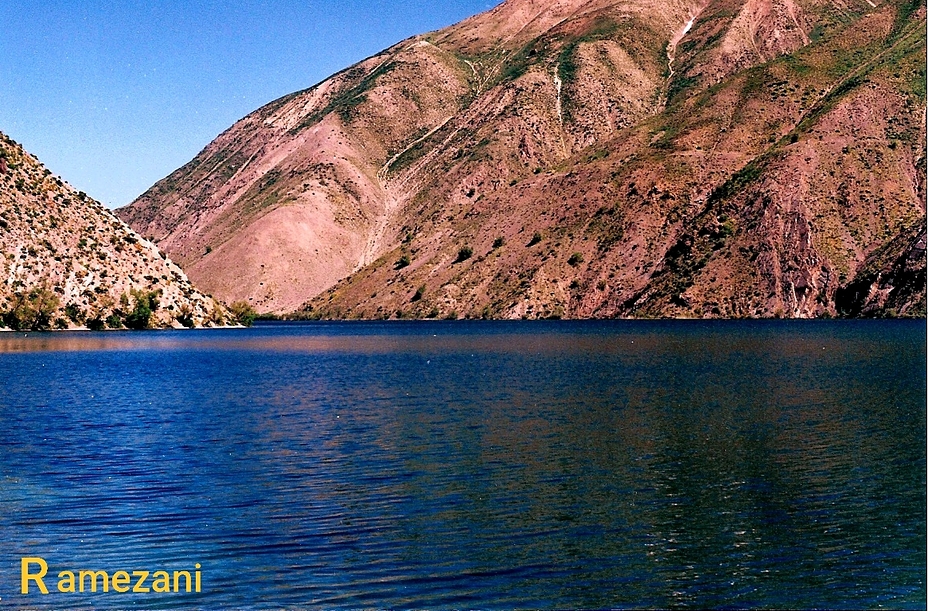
[0,320,924,609]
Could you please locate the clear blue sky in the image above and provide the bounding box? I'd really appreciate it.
[0,1,496,208]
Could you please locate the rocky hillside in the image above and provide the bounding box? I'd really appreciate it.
[119,0,926,319]
[0,132,234,330]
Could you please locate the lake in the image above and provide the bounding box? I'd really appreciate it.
[0,320,924,609]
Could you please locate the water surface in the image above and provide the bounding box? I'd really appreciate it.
[0,320,924,609]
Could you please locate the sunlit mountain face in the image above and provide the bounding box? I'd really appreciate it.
[117,0,926,320]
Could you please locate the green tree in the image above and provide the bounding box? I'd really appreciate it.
[1,286,60,331]
[229,301,257,327]
[123,289,160,330]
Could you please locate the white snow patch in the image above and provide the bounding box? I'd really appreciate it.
[667,15,698,79]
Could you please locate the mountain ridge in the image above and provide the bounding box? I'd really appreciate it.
[118,0,926,319]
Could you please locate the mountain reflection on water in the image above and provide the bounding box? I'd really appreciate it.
[0,320,924,610]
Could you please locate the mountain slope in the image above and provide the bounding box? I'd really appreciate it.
[0,133,232,330]
[119,0,926,319]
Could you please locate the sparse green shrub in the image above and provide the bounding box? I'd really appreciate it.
[395,255,411,270]
[176,304,196,328]
[209,301,226,326]
[411,285,425,302]
[568,252,585,267]
[528,232,543,247]
[229,301,257,327]
[65,303,85,324]
[493,237,505,249]
[455,246,474,263]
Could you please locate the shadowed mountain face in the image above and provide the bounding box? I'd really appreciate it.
[118,0,926,319]
[0,133,232,330]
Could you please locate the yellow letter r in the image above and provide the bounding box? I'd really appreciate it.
[21,557,49,594]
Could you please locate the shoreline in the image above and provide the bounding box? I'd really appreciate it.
[0,324,246,333]
[1,316,924,333]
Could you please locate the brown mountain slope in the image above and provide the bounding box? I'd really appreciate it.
[0,133,233,330]
[119,0,926,319]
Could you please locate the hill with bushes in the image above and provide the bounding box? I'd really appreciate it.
[0,132,237,330]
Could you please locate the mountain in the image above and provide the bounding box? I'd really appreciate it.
[0,132,234,330]
[118,0,926,319]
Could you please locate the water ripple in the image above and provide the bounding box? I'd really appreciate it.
[0,320,923,609]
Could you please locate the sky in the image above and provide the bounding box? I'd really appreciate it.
[0,0,497,208]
